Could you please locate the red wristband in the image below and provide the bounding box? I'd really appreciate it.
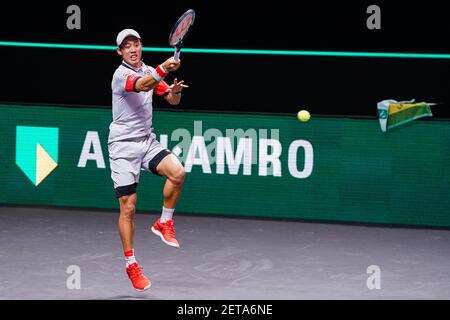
[156,65,168,78]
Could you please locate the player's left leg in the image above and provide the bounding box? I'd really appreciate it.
[142,134,186,248]
[151,154,185,248]
[157,154,186,209]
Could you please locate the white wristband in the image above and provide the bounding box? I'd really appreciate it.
[151,70,164,82]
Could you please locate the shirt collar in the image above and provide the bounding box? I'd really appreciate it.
[122,60,146,72]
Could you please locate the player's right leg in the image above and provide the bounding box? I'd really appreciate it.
[109,139,150,291]
[118,192,151,291]
[118,192,137,252]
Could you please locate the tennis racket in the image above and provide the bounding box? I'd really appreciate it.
[169,9,196,61]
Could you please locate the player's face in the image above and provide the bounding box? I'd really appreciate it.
[118,36,142,67]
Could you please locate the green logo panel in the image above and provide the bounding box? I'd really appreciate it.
[16,126,59,186]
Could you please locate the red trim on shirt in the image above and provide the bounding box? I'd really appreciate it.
[125,74,141,92]
[154,81,171,96]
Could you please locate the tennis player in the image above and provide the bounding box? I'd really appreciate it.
[108,29,188,291]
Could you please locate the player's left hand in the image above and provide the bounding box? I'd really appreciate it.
[169,78,189,94]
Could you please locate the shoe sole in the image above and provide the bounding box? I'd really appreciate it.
[151,227,180,248]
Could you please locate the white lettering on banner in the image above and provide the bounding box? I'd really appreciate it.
[74,128,313,179]
[225,128,259,164]
[204,128,223,165]
[171,128,192,158]
[77,131,105,168]
[184,136,212,173]
[158,131,313,178]
[258,139,282,177]
[288,140,314,178]
[159,134,168,149]
[216,137,252,175]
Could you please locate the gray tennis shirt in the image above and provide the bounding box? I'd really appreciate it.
[108,61,170,143]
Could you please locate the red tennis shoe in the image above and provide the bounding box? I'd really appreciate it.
[126,262,151,291]
[151,219,180,248]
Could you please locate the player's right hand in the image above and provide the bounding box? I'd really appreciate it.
[162,57,181,72]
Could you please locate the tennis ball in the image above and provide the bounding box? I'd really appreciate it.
[297,110,311,122]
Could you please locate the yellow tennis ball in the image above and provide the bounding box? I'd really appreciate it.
[297,110,311,122]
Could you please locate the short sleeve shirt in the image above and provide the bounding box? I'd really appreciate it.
[108,61,170,143]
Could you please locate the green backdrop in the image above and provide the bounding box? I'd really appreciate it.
[1,103,450,227]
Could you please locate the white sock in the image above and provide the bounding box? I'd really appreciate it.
[160,207,175,223]
[124,249,137,268]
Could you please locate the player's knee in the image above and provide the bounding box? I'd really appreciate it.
[120,198,136,219]
[170,166,186,186]
[122,204,136,219]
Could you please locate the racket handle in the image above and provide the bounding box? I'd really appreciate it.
[174,48,181,61]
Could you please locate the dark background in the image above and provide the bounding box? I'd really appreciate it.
[1,0,449,117]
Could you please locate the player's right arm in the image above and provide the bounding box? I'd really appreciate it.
[135,57,181,92]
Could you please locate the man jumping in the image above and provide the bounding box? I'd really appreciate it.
[108,29,188,291]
